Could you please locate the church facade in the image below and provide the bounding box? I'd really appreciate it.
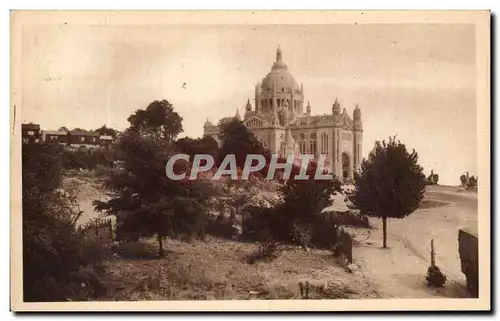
[204,46,363,181]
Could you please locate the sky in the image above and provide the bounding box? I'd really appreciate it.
[19,23,477,185]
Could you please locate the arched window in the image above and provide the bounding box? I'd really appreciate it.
[342,153,350,179]
[320,133,329,154]
[299,141,306,154]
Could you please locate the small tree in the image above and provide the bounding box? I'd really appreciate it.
[275,159,342,247]
[349,137,427,248]
[94,101,218,258]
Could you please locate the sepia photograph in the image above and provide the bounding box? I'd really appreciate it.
[10,10,491,312]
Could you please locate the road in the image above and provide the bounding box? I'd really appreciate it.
[349,185,477,298]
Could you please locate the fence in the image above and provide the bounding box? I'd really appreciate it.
[78,218,113,244]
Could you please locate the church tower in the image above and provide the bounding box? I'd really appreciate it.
[254,82,261,113]
[353,104,363,174]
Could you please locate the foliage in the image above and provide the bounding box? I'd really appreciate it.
[95,125,119,138]
[246,242,283,264]
[22,143,106,301]
[206,214,241,240]
[460,173,478,189]
[175,135,219,158]
[217,116,237,130]
[277,161,342,246]
[61,147,118,170]
[216,118,269,169]
[348,137,427,248]
[427,170,439,185]
[94,101,219,257]
[242,159,342,249]
[322,210,371,228]
[127,100,183,141]
[426,266,447,287]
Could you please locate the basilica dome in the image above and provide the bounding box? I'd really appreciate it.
[260,46,300,92]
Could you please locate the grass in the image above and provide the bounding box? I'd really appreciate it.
[96,237,381,300]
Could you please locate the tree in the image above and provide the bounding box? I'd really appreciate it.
[216,118,268,169]
[175,135,219,158]
[127,100,183,142]
[349,137,427,248]
[58,126,69,132]
[460,174,468,187]
[427,170,439,185]
[95,125,119,138]
[217,116,237,130]
[94,101,217,258]
[468,176,478,188]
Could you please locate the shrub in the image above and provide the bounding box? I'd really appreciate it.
[22,143,108,301]
[426,266,447,287]
[206,214,241,240]
[322,210,371,228]
[111,241,159,260]
[246,242,282,264]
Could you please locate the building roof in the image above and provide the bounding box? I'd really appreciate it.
[43,130,68,135]
[69,130,100,136]
[100,135,113,140]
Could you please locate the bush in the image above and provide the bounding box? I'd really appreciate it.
[60,146,119,171]
[241,205,281,242]
[206,214,241,240]
[111,241,159,260]
[241,171,343,249]
[246,242,282,264]
[322,210,371,228]
[22,143,107,301]
[426,266,447,287]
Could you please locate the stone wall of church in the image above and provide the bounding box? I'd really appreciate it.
[205,122,361,182]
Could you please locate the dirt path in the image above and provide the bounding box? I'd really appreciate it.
[349,186,476,298]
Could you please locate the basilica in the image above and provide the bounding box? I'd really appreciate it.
[203,46,363,181]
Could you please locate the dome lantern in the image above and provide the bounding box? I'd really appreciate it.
[260,46,299,94]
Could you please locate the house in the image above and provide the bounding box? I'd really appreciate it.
[42,130,69,145]
[21,123,41,143]
[67,131,101,148]
[99,135,114,149]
